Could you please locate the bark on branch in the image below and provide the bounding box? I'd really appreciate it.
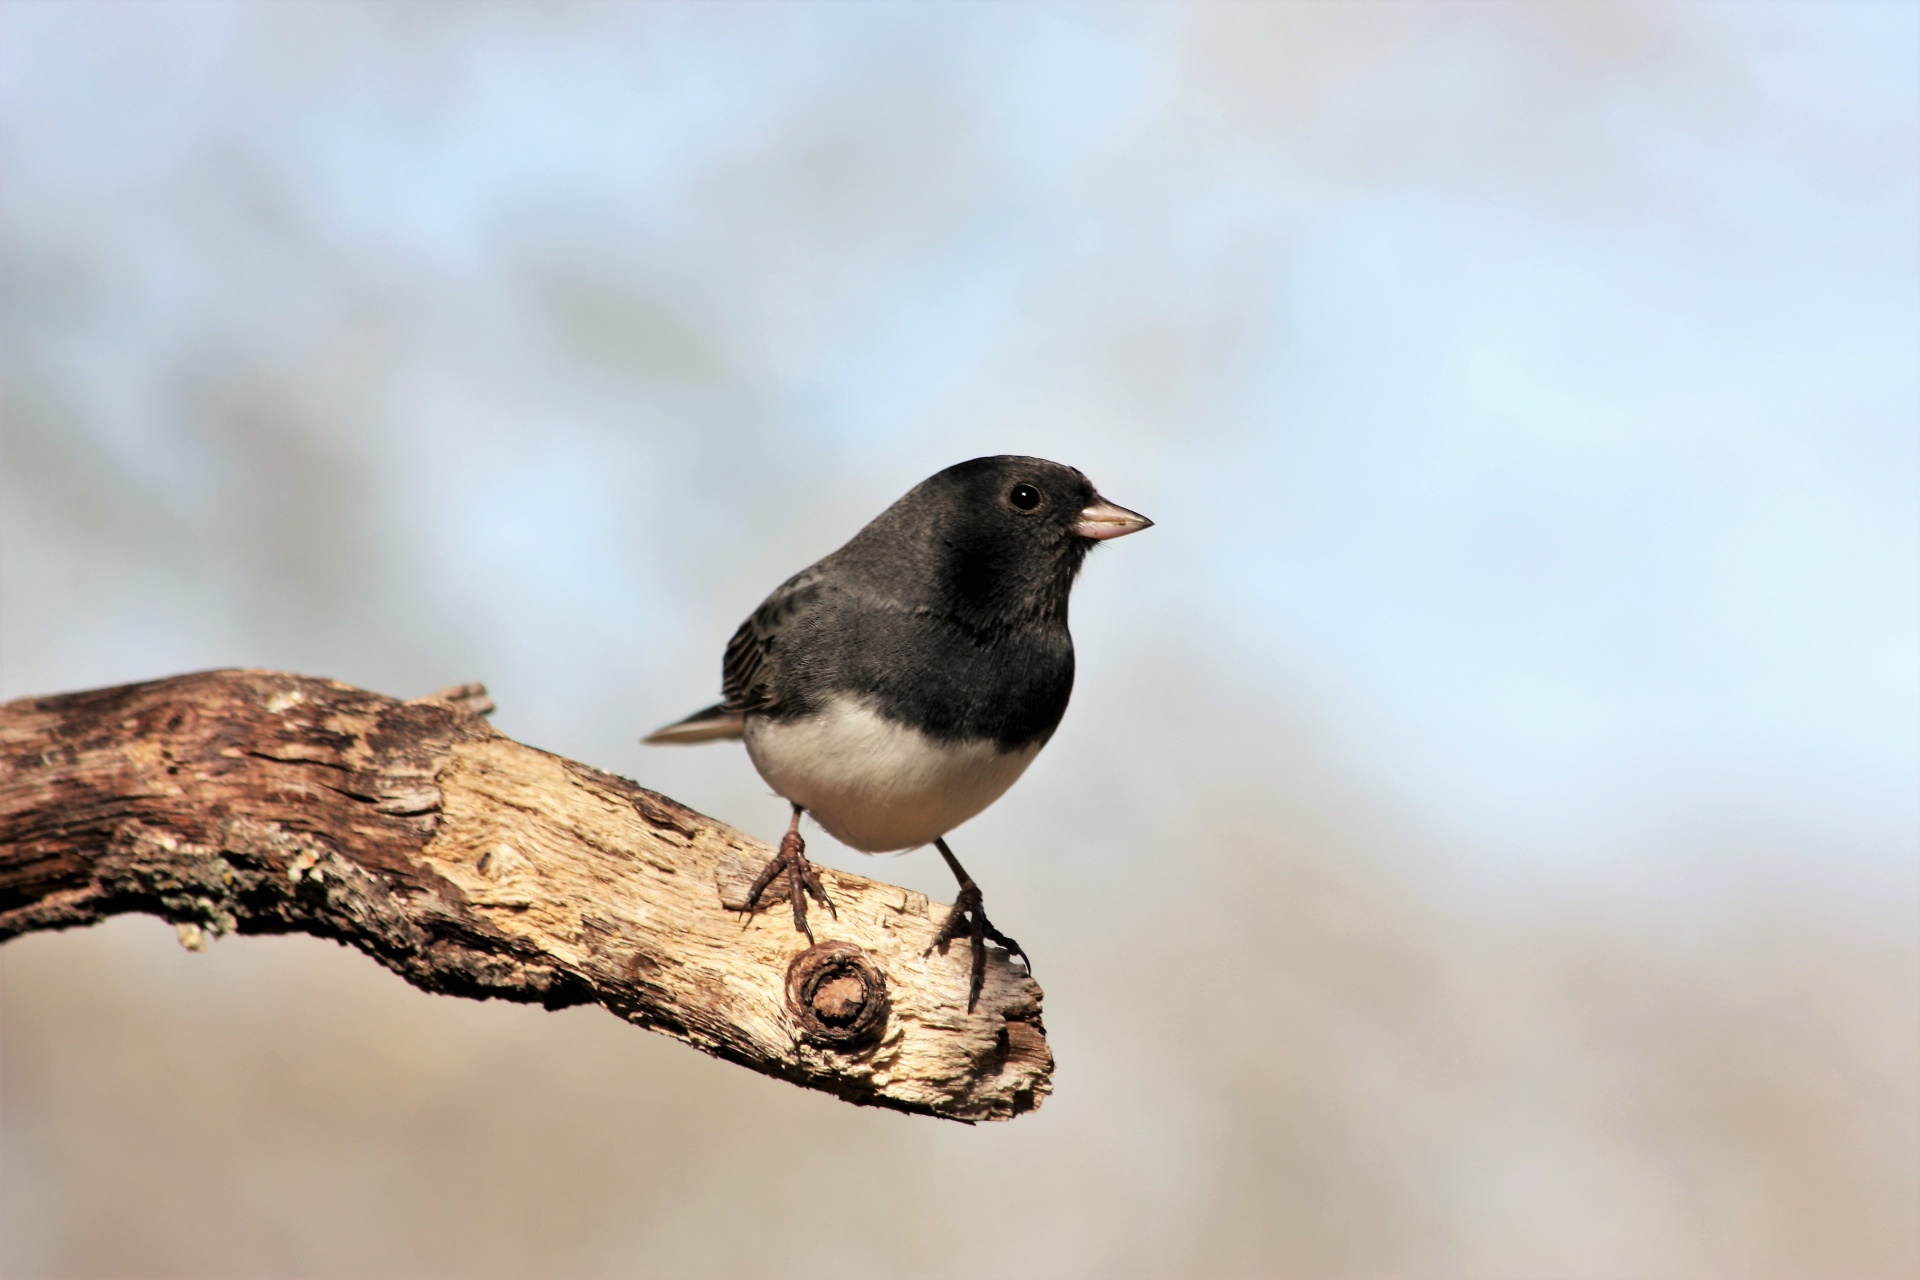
[0,670,1051,1122]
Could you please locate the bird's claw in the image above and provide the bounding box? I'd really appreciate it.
[925,881,1028,1013]
[742,824,836,942]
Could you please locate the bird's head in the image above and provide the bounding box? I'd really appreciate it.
[865,455,1151,623]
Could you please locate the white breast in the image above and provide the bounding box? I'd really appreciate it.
[743,697,1042,853]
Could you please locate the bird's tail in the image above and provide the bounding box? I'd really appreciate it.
[642,703,746,744]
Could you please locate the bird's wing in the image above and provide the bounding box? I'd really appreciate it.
[721,565,826,714]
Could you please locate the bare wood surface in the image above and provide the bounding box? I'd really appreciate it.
[0,670,1051,1122]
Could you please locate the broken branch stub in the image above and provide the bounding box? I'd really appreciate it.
[0,669,1052,1122]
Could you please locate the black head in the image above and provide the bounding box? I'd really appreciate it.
[840,455,1151,626]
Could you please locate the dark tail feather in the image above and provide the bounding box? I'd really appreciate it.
[642,703,746,745]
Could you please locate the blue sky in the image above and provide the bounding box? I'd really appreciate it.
[4,1,1915,875]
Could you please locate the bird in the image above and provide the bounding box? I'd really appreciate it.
[644,455,1151,1010]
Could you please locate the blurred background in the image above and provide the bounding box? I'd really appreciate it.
[2,3,1915,1276]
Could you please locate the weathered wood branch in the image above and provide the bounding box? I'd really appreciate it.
[0,670,1050,1122]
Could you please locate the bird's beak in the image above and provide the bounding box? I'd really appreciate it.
[1075,495,1153,540]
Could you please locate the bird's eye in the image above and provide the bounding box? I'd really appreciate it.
[1008,483,1041,511]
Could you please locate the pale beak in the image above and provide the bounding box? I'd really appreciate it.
[1075,495,1154,540]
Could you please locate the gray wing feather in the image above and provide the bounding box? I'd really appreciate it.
[645,565,830,744]
[722,565,826,714]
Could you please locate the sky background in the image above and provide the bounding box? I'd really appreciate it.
[2,3,1916,1278]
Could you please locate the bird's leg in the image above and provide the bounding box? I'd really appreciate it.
[924,837,1029,1013]
[741,802,836,941]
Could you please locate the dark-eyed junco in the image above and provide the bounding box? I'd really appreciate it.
[646,455,1151,1009]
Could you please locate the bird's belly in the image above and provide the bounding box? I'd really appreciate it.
[743,698,1041,853]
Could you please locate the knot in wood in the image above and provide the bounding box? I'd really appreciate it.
[785,940,889,1048]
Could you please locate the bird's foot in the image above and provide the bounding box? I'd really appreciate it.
[741,822,835,942]
[925,880,1029,1013]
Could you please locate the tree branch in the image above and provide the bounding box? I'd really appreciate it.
[0,670,1051,1122]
